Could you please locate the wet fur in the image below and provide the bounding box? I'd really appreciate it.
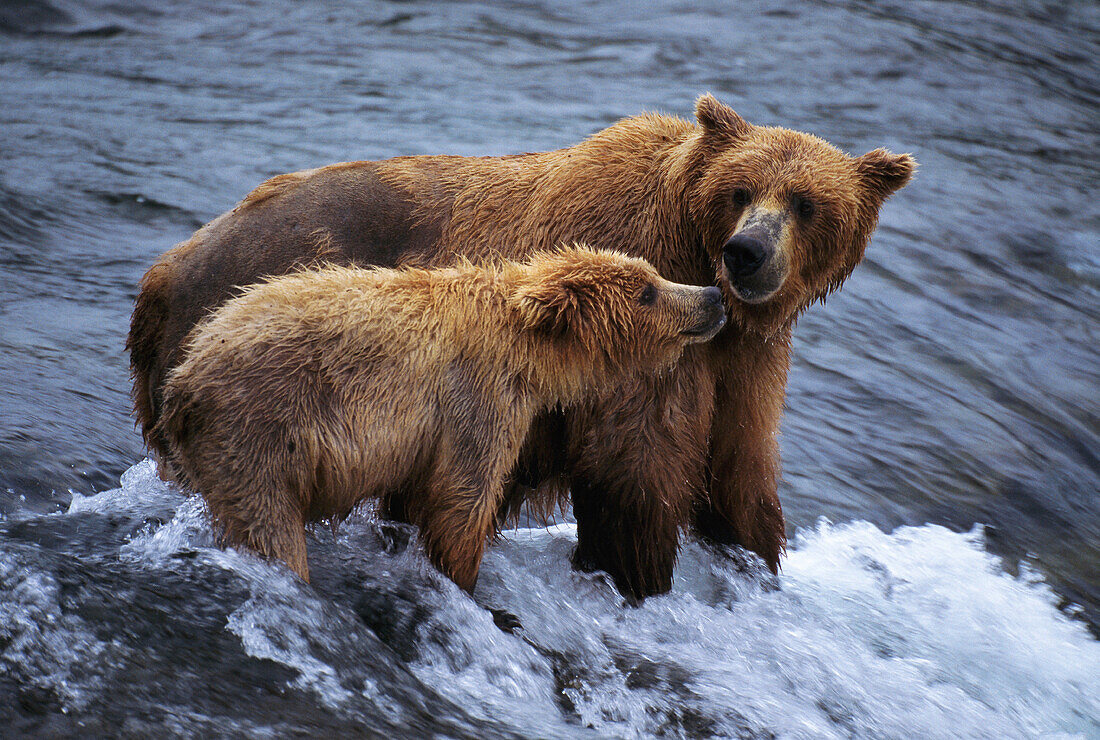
[130,95,914,598]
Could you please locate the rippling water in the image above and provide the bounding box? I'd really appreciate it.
[1,0,1097,736]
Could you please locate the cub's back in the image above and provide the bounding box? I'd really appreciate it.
[159,263,521,503]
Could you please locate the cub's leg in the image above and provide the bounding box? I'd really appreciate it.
[414,397,529,594]
[416,466,503,594]
[205,475,311,583]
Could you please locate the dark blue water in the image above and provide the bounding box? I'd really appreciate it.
[2,1,1097,736]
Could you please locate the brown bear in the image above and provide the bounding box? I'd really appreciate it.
[154,247,727,592]
[129,94,915,599]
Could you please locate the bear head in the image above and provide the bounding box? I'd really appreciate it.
[687,94,916,334]
[512,245,726,371]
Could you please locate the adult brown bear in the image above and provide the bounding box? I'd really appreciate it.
[128,94,915,599]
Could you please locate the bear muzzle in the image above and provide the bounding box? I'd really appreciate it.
[721,219,788,304]
[724,234,769,278]
[680,286,727,343]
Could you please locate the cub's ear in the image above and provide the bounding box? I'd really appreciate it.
[513,282,580,336]
[694,94,752,138]
[855,149,917,199]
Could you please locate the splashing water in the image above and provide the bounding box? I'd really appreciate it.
[2,460,1094,738]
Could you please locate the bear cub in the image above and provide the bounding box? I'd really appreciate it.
[156,246,726,593]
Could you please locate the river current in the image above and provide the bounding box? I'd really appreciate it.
[1,1,1097,736]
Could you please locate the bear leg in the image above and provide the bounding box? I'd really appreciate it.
[565,368,716,600]
[248,518,311,583]
[570,473,684,601]
[418,501,495,594]
[208,482,312,583]
[413,468,503,593]
[697,350,789,574]
[127,260,174,458]
[692,495,784,575]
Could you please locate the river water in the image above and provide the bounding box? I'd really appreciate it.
[1,1,1097,737]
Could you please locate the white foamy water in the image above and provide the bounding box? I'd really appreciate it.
[10,461,1095,737]
[466,522,1100,739]
[0,551,108,712]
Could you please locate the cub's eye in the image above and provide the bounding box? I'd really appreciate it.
[792,194,815,220]
[638,284,657,306]
[731,188,752,207]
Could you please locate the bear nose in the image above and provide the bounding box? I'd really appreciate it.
[723,235,768,278]
[702,286,722,306]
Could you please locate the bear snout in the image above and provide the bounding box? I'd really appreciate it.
[723,234,769,279]
[721,223,788,304]
[680,286,727,342]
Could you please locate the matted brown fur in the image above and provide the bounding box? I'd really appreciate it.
[154,247,725,591]
[129,94,914,598]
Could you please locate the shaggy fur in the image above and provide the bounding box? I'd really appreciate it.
[154,247,725,591]
[129,94,914,598]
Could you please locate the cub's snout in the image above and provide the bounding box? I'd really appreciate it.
[678,285,727,343]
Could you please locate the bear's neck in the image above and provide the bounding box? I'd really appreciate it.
[491,266,620,408]
[438,114,801,340]
[438,114,712,287]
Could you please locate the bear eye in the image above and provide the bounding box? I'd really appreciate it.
[638,284,657,306]
[731,188,752,207]
[792,194,815,220]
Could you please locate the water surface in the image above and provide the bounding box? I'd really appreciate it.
[1,0,1097,736]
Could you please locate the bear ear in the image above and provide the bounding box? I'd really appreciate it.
[694,94,751,138]
[855,149,917,199]
[513,282,580,336]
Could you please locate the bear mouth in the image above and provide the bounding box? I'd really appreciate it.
[728,283,775,304]
[719,261,783,305]
[681,313,726,342]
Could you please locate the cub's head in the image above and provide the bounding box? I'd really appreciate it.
[688,94,916,333]
[512,245,726,371]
